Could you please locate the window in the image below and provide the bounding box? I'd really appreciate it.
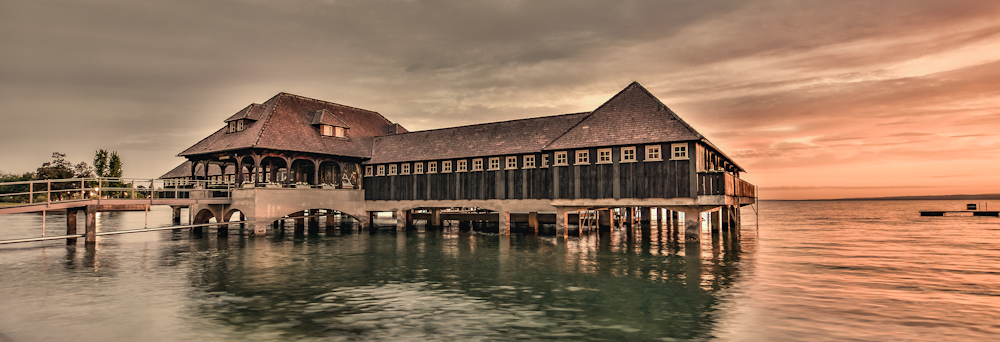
[229,121,237,133]
[237,119,244,132]
[506,156,518,169]
[524,155,535,168]
[671,143,688,160]
[401,163,410,175]
[576,150,589,164]
[457,160,467,172]
[321,125,333,136]
[555,151,568,165]
[541,154,549,167]
[377,165,386,176]
[597,148,612,164]
[442,160,452,173]
[489,157,500,170]
[621,147,636,162]
[388,164,398,175]
[428,162,437,173]
[472,158,483,171]
[335,126,345,138]
[414,163,424,174]
[646,145,662,161]
[365,166,373,177]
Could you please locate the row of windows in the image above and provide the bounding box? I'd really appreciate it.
[365,144,688,177]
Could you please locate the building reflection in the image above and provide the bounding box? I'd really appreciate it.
[168,221,750,340]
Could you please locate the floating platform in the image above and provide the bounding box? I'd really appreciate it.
[919,211,999,217]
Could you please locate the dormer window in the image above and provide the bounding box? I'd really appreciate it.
[320,125,345,138]
[311,109,350,138]
[228,119,246,133]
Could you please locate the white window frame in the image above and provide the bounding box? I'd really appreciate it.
[401,163,410,175]
[229,121,237,133]
[388,164,398,175]
[671,143,688,160]
[506,156,518,170]
[414,162,424,174]
[472,158,483,171]
[236,119,244,132]
[488,157,501,171]
[442,160,452,173]
[621,146,637,163]
[457,159,467,172]
[365,166,373,177]
[576,150,590,165]
[541,154,549,168]
[554,151,568,166]
[597,148,612,164]
[377,165,385,176]
[523,155,535,168]
[428,162,437,173]
[645,145,662,161]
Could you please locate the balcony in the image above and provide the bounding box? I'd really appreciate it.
[698,172,756,205]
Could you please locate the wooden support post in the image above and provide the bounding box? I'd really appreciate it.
[640,207,651,224]
[218,220,229,237]
[683,208,702,242]
[499,211,510,235]
[66,208,78,245]
[327,211,336,227]
[710,210,721,235]
[625,207,634,229]
[395,209,406,230]
[85,205,97,244]
[431,209,442,227]
[308,209,320,234]
[528,212,539,234]
[294,211,305,235]
[556,208,569,238]
[171,206,182,225]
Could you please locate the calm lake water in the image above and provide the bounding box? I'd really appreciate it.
[1,200,999,341]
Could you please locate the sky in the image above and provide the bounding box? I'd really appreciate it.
[1,0,998,200]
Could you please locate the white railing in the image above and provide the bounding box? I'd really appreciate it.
[0,177,233,208]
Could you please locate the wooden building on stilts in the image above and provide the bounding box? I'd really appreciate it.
[163,82,756,241]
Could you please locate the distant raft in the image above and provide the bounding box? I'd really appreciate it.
[920,203,999,216]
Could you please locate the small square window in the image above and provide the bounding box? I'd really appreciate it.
[457,160,468,172]
[541,154,549,167]
[428,162,437,173]
[442,160,452,173]
[555,151,568,165]
[377,165,386,176]
[365,166,373,177]
[506,156,517,169]
[524,155,535,168]
[321,125,334,136]
[646,145,662,161]
[237,120,244,131]
[414,162,424,174]
[472,159,483,171]
[597,148,612,164]
[335,126,345,138]
[401,163,410,175]
[229,121,237,133]
[576,150,589,164]
[671,143,688,160]
[621,147,636,162]
[489,157,501,170]
[388,164,398,175]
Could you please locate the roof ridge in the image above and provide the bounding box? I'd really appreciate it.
[278,92,384,116]
[385,111,591,138]
[252,93,285,148]
[541,82,643,150]
[631,82,705,140]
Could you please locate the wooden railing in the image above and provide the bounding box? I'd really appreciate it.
[697,172,756,198]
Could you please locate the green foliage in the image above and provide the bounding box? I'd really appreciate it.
[36,152,74,180]
[73,162,94,178]
[0,172,35,203]
[94,149,109,177]
[108,151,123,178]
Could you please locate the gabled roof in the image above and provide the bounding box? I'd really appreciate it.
[367,112,589,164]
[179,93,395,158]
[309,109,351,128]
[160,160,236,179]
[543,82,703,150]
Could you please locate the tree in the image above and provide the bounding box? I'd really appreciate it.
[94,149,109,177]
[36,152,74,180]
[74,162,94,178]
[108,151,123,178]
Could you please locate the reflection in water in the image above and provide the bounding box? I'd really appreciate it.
[166,220,746,341]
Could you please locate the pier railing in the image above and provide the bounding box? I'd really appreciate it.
[0,177,232,208]
[697,172,756,199]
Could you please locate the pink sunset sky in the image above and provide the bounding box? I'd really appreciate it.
[1,0,998,200]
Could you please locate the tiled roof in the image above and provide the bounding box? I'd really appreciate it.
[160,161,236,179]
[179,93,395,158]
[543,82,704,150]
[366,112,589,164]
[224,103,266,122]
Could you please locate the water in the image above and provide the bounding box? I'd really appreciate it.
[1,201,998,341]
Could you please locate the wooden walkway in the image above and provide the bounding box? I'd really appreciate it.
[919,211,999,217]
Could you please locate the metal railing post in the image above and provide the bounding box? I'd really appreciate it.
[29,182,33,204]
[46,180,51,206]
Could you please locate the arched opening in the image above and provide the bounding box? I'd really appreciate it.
[236,155,256,185]
[193,208,216,224]
[319,161,340,187]
[290,159,316,185]
[260,156,289,185]
[341,162,361,189]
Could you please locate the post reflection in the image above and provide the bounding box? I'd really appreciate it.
[173,223,747,340]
